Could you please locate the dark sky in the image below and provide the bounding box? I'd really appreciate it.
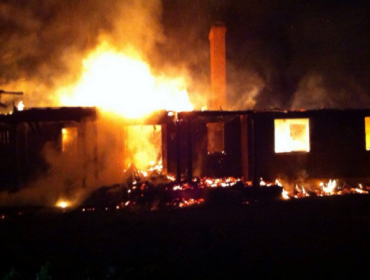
[159,0,370,109]
[0,0,370,109]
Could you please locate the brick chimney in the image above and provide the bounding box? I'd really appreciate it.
[209,22,227,110]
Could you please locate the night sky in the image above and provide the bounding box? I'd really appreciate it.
[160,0,370,109]
[0,0,369,110]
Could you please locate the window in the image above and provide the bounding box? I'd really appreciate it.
[274,119,310,153]
[62,127,78,152]
[365,117,370,150]
[207,123,225,154]
[0,127,10,145]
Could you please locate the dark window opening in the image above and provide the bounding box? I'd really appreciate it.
[207,122,225,154]
[0,128,10,145]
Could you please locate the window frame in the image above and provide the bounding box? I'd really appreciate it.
[274,118,310,154]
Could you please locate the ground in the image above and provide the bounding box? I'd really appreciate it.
[1,195,370,279]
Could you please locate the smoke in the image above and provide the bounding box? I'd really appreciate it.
[1,0,369,205]
[0,111,137,207]
[291,72,370,110]
[227,65,264,110]
[0,0,165,107]
[0,0,170,207]
[290,74,328,109]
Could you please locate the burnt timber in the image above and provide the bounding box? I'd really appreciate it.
[0,107,97,190]
[168,109,370,184]
[2,107,370,190]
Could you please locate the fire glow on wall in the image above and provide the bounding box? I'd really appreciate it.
[61,127,78,152]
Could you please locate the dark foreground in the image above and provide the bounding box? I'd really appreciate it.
[1,195,370,279]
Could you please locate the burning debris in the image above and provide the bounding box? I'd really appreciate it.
[76,173,370,213]
[1,174,369,219]
[0,89,24,116]
[280,179,369,200]
[77,171,281,212]
[1,6,370,215]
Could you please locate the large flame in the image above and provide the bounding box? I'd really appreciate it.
[57,42,193,118]
[54,42,195,173]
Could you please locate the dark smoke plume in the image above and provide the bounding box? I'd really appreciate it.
[159,0,370,110]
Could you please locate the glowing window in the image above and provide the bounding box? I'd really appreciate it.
[62,127,78,152]
[274,119,310,153]
[207,123,225,154]
[365,117,370,150]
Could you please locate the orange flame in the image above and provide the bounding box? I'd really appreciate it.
[57,42,193,118]
[17,101,24,111]
[56,200,70,209]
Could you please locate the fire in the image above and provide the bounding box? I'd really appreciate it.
[56,200,69,209]
[302,186,309,196]
[17,101,24,111]
[274,119,310,153]
[203,177,240,188]
[55,41,194,171]
[124,125,162,170]
[57,42,193,119]
[61,127,78,152]
[179,198,205,208]
[321,179,337,194]
[279,179,370,198]
[282,189,290,200]
[294,185,310,198]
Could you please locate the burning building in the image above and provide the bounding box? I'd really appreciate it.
[3,104,370,193]
[0,22,370,204]
[169,109,370,186]
[0,106,97,191]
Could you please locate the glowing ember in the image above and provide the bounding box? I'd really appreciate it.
[179,198,204,208]
[351,184,369,194]
[173,185,182,191]
[167,175,176,181]
[278,178,370,198]
[202,177,240,188]
[353,188,369,194]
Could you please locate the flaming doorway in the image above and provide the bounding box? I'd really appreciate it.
[124,124,162,173]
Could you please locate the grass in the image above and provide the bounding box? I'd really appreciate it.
[1,194,370,278]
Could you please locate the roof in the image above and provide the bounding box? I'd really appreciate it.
[0,107,97,124]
